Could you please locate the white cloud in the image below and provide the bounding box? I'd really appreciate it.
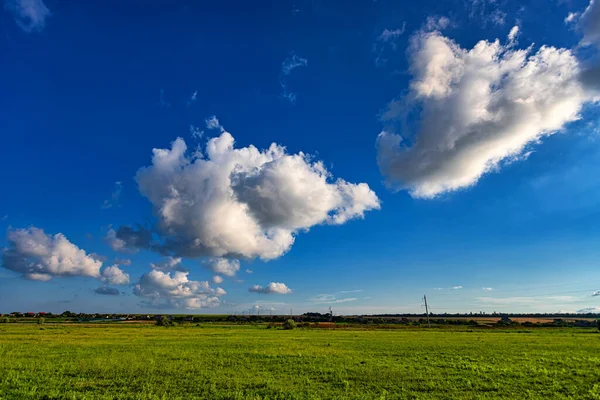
[281,53,308,75]
[187,90,198,106]
[482,287,493,291]
[102,181,122,209]
[203,258,240,277]
[565,12,580,24]
[212,275,224,284]
[150,256,185,272]
[120,128,378,260]
[280,52,308,103]
[4,0,50,33]
[452,286,463,290]
[249,282,292,294]
[205,115,224,132]
[100,265,130,285]
[94,286,121,296]
[425,16,451,31]
[310,293,358,304]
[377,27,592,198]
[190,125,204,140]
[134,270,224,309]
[467,0,506,27]
[1,227,102,281]
[507,26,519,43]
[245,269,253,274]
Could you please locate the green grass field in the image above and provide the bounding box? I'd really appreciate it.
[0,324,599,399]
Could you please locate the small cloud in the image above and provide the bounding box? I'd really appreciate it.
[94,286,121,296]
[150,256,185,272]
[212,275,224,284]
[507,25,519,43]
[452,286,463,290]
[425,16,451,31]
[245,269,253,274]
[203,258,240,277]
[249,282,292,295]
[102,181,123,209]
[482,287,493,291]
[565,12,579,24]
[114,258,132,266]
[187,90,198,106]
[100,264,130,285]
[280,52,308,103]
[310,293,358,304]
[338,289,363,294]
[281,53,308,75]
[205,115,224,132]
[190,125,204,139]
[5,0,50,33]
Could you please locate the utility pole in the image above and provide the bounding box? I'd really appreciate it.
[423,295,431,328]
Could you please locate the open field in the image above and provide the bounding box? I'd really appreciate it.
[0,324,599,399]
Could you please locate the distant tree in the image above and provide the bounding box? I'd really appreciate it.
[37,317,45,325]
[283,319,296,330]
[156,315,174,327]
[0,317,9,323]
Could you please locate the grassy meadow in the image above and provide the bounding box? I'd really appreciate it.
[0,323,599,399]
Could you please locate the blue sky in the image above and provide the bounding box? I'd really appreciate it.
[1,0,600,315]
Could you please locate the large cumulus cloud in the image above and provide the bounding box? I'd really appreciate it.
[1,227,131,285]
[2,227,103,281]
[377,25,595,198]
[133,270,224,309]
[117,128,379,260]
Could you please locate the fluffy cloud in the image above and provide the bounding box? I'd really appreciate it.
[4,0,50,33]
[377,26,593,198]
[203,258,240,277]
[119,128,378,260]
[212,275,224,284]
[249,282,292,294]
[94,286,121,296]
[134,270,224,309]
[100,265,130,285]
[114,258,132,266]
[1,227,102,281]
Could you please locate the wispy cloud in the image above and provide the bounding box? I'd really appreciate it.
[280,52,308,104]
[310,291,360,304]
[5,0,50,33]
[452,286,463,290]
[482,287,493,291]
[592,290,600,297]
[187,90,198,106]
[102,181,122,209]
[94,286,121,296]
